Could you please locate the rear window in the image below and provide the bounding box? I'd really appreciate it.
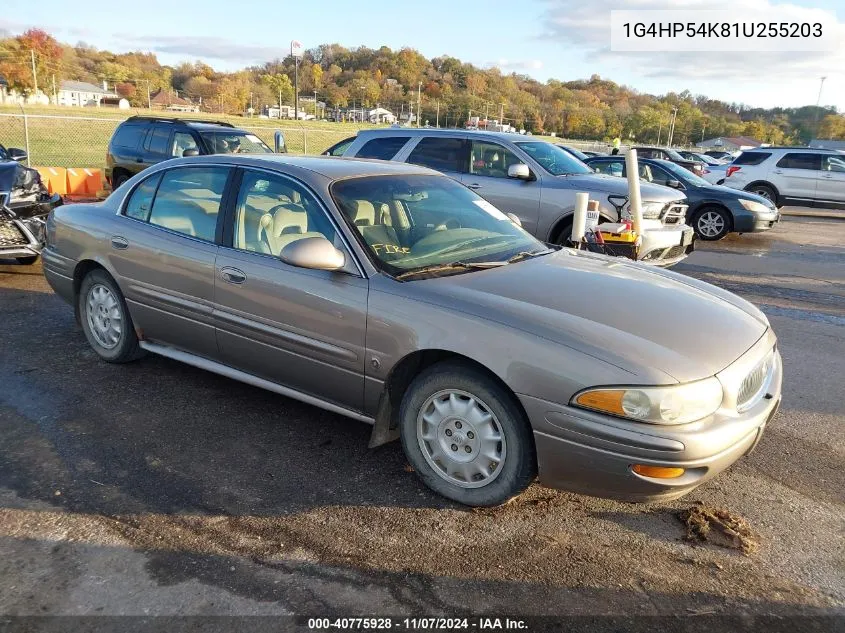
[776,153,822,170]
[407,137,465,172]
[356,136,409,160]
[734,152,772,166]
[112,125,146,149]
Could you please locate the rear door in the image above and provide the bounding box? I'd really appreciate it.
[212,168,368,411]
[138,125,173,171]
[462,139,542,235]
[108,124,147,177]
[401,135,468,181]
[816,155,845,204]
[772,152,821,202]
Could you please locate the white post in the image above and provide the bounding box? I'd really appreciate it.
[625,149,643,235]
[570,192,589,244]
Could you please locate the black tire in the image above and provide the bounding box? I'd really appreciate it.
[746,183,778,207]
[553,218,575,246]
[15,255,39,265]
[112,171,130,189]
[77,269,144,363]
[691,205,732,241]
[399,361,536,507]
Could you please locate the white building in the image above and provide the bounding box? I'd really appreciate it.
[367,107,396,124]
[57,80,119,107]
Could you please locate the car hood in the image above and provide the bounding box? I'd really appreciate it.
[556,172,685,203]
[704,184,774,207]
[412,249,767,384]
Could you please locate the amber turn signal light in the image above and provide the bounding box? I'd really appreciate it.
[632,464,685,479]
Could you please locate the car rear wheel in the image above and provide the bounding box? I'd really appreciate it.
[747,184,777,206]
[78,269,144,363]
[112,172,130,189]
[399,361,536,506]
[692,206,731,241]
[15,256,38,265]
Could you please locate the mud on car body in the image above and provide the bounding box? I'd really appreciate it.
[0,144,63,264]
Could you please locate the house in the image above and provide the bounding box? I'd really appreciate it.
[809,138,845,150]
[695,136,762,151]
[57,81,118,107]
[367,107,396,124]
[263,105,315,120]
[149,88,200,113]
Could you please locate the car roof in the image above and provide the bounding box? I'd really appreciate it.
[740,146,843,153]
[122,116,242,131]
[355,127,537,142]
[157,154,438,180]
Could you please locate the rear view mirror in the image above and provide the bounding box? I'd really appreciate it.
[8,148,27,162]
[274,131,287,154]
[507,163,531,180]
[505,212,522,227]
[666,179,682,189]
[182,148,200,157]
[280,236,345,271]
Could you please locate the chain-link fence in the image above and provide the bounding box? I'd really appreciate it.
[0,110,365,168]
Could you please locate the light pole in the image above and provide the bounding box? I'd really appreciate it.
[813,76,827,138]
[417,81,422,128]
[667,107,679,147]
[359,85,366,123]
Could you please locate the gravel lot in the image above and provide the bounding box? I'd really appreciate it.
[0,215,843,628]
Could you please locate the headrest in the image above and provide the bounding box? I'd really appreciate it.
[273,204,308,235]
[352,200,376,226]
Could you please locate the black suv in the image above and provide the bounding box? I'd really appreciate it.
[106,116,274,188]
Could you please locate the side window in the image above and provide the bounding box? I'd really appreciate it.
[171,132,199,157]
[406,137,466,173]
[124,173,163,221]
[776,153,821,170]
[324,137,355,156]
[356,136,410,160]
[147,167,230,241]
[823,155,845,172]
[646,165,675,186]
[112,125,145,149]
[145,126,171,156]
[592,161,623,177]
[733,152,771,166]
[232,170,338,257]
[469,141,521,178]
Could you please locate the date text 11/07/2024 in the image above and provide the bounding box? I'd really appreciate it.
[306,617,529,630]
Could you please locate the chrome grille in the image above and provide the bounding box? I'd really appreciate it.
[0,221,29,247]
[662,204,688,225]
[737,349,775,412]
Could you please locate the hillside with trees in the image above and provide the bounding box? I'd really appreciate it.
[2,28,843,144]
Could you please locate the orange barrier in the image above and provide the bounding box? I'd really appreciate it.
[35,167,68,195]
[66,168,87,196]
[82,168,104,196]
[34,167,104,198]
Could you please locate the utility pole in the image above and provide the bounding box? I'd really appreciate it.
[444,109,448,129]
[813,76,827,137]
[436,100,440,128]
[485,102,489,125]
[657,120,663,145]
[314,90,318,118]
[294,56,299,121]
[667,107,679,147]
[417,81,422,128]
[30,50,38,96]
[500,102,505,124]
[52,74,56,105]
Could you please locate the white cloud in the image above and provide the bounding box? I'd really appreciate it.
[541,0,845,91]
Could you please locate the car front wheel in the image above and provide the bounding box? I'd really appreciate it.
[78,269,144,363]
[399,361,536,506]
[692,206,731,240]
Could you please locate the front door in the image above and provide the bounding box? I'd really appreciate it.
[772,152,820,202]
[213,168,368,412]
[461,140,542,235]
[816,155,845,204]
[110,165,232,359]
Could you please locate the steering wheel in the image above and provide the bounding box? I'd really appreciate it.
[434,217,461,231]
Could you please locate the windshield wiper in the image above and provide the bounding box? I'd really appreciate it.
[507,249,554,264]
[394,260,507,281]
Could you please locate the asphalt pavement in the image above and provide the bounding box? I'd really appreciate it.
[0,216,843,628]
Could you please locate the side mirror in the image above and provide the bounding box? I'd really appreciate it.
[274,130,287,154]
[182,148,200,157]
[666,179,682,189]
[507,163,531,180]
[8,148,27,162]
[505,212,522,227]
[280,236,345,271]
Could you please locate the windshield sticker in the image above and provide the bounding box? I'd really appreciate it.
[473,199,509,221]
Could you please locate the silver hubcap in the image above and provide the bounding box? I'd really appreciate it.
[86,284,123,350]
[697,211,726,238]
[754,188,772,201]
[417,389,506,489]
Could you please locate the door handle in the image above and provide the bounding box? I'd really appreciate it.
[467,183,482,190]
[220,267,246,284]
[821,174,834,179]
[110,236,129,250]
[772,170,783,174]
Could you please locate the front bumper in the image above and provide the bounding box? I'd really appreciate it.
[734,209,780,233]
[638,222,695,267]
[0,192,62,260]
[520,334,782,502]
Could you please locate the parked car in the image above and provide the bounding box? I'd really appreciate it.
[631,146,707,178]
[556,145,591,162]
[721,147,845,209]
[704,150,737,162]
[105,116,274,189]
[323,136,356,157]
[678,151,730,184]
[0,144,63,264]
[585,156,779,240]
[42,154,782,507]
[338,129,695,266]
[581,150,606,158]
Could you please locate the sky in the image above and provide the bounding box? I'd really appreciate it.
[2,0,843,109]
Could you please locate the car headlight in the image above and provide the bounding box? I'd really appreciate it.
[571,377,723,425]
[640,201,665,219]
[739,198,774,213]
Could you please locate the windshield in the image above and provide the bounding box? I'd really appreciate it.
[660,160,711,187]
[514,142,592,176]
[695,154,721,165]
[200,131,273,155]
[331,174,548,278]
[560,145,589,161]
